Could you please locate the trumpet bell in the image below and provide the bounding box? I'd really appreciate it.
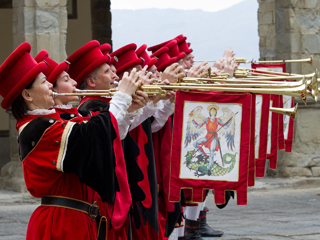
[270,104,298,121]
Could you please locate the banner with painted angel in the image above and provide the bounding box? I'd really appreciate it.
[169,91,252,206]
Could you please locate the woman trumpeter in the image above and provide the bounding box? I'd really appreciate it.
[0,42,140,240]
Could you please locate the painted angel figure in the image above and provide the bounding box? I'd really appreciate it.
[186,105,236,175]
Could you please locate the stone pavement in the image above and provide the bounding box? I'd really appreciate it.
[0,177,319,239]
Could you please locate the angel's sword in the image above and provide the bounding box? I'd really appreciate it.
[192,112,238,159]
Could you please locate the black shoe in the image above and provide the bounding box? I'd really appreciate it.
[198,210,224,237]
[184,218,203,240]
[178,237,187,240]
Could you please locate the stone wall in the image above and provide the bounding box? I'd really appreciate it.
[267,97,320,178]
[90,0,112,49]
[258,0,320,178]
[12,0,67,62]
[1,0,69,192]
[258,0,276,60]
[274,0,320,74]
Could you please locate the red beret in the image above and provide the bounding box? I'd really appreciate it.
[136,44,157,70]
[147,40,171,54]
[34,50,69,84]
[0,42,47,109]
[166,40,185,61]
[66,40,111,88]
[178,37,193,55]
[175,34,184,39]
[147,34,185,53]
[110,43,143,76]
[100,43,112,56]
[150,46,177,72]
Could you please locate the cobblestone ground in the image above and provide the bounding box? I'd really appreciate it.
[0,187,319,239]
[204,187,320,240]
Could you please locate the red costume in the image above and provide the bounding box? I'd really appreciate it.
[17,107,131,240]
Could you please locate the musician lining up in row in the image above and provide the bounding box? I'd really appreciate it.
[0,34,238,240]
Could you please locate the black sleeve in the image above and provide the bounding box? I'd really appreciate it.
[78,99,109,112]
[19,117,57,161]
[63,106,119,203]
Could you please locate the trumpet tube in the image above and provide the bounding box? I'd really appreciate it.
[270,104,298,120]
[172,78,306,88]
[250,56,313,64]
[194,58,247,63]
[75,88,117,93]
[237,67,292,76]
[141,79,308,103]
[182,77,304,84]
[235,73,315,81]
[53,92,113,97]
[195,57,312,64]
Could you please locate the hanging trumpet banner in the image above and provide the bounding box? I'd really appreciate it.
[248,94,256,187]
[169,90,252,206]
[283,95,295,152]
[254,94,271,178]
[251,63,295,161]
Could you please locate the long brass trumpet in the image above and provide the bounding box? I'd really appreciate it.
[250,56,313,65]
[195,57,313,65]
[194,58,247,63]
[53,77,311,104]
[270,104,298,120]
[237,67,292,76]
[172,77,306,88]
[53,92,114,97]
[141,78,308,103]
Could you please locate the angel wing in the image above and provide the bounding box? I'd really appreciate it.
[218,108,236,151]
[184,107,206,147]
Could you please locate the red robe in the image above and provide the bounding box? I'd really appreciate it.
[18,113,98,240]
[18,108,130,239]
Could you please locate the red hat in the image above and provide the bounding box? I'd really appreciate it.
[0,42,47,109]
[178,37,193,55]
[99,43,117,66]
[150,46,177,72]
[110,43,143,76]
[175,34,184,39]
[147,40,171,54]
[166,40,186,61]
[100,43,112,56]
[66,40,111,88]
[34,50,69,84]
[136,44,158,69]
[147,34,185,53]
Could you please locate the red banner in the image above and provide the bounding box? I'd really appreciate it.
[169,90,252,206]
[254,94,270,178]
[251,64,294,166]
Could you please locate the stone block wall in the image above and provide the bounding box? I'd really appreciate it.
[258,0,320,178]
[274,0,320,74]
[258,0,276,60]
[12,0,67,62]
[267,97,320,178]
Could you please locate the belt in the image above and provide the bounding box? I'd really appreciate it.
[41,196,106,240]
[41,195,99,221]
